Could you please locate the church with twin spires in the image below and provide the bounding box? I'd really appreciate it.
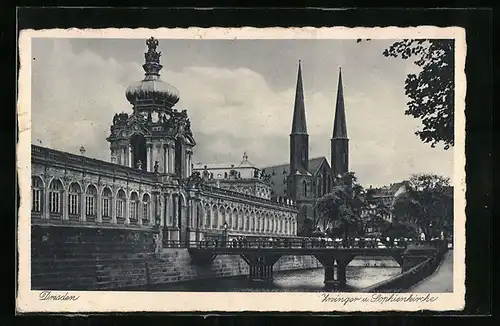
[195,60,350,235]
[261,61,349,235]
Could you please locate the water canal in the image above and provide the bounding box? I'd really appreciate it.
[140,266,401,292]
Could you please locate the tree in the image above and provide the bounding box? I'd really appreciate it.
[392,173,453,239]
[361,189,392,236]
[314,172,365,239]
[383,39,455,150]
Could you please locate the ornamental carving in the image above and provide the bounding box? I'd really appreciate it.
[112,113,129,127]
[145,37,161,64]
[184,171,203,189]
[160,108,193,138]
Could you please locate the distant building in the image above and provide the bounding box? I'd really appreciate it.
[193,152,274,200]
[361,182,406,223]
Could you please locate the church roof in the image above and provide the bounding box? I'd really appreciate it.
[261,156,330,198]
[308,157,330,176]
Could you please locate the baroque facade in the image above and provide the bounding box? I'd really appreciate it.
[31,37,298,245]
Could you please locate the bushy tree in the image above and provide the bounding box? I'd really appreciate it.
[383,39,455,150]
[314,172,365,239]
[392,173,453,239]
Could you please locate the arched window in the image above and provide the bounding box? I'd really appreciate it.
[220,206,226,229]
[226,207,232,230]
[303,181,307,197]
[129,192,139,223]
[49,179,63,217]
[232,208,238,230]
[280,218,283,234]
[301,206,307,220]
[270,217,274,233]
[322,171,328,194]
[245,211,250,231]
[212,205,218,229]
[85,185,97,221]
[101,187,112,222]
[204,204,211,228]
[68,182,81,220]
[238,211,244,231]
[257,215,261,232]
[116,189,126,223]
[142,194,151,225]
[32,176,43,215]
[197,202,203,228]
[250,212,254,231]
[292,219,296,235]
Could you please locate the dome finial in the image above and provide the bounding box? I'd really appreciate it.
[143,37,162,76]
[125,37,180,107]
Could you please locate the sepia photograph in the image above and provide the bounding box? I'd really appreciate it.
[17,27,466,312]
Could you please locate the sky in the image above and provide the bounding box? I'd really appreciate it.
[30,37,453,188]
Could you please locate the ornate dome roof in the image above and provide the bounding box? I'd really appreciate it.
[125,76,180,106]
[125,37,180,107]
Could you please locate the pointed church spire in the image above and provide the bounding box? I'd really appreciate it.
[333,67,348,139]
[331,67,349,177]
[291,60,308,135]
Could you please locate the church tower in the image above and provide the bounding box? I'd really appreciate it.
[107,37,196,178]
[331,68,349,177]
[287,61,314,231]
[289,60,309,177]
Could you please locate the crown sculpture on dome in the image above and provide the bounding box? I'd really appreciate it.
[145,37,161,63]
[124,37,180,107]
[143,37,163,76]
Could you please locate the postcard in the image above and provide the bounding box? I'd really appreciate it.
[17,26,466,312]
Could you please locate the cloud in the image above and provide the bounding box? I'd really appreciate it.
[31,38,453,188]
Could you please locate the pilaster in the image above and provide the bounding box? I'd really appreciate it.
[44,186,50,219]
[96,192,102,223]
[125,198,130,225]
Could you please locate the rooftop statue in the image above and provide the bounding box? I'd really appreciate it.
[112,112,129,126]
[144,37,161,64]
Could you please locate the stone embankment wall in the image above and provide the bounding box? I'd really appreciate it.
[31,225,322,291]
[360,242,448,293]
[145,251,323,287]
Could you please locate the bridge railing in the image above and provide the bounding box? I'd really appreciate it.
[163,238,415,250]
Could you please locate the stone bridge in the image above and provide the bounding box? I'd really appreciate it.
[182,240,444,288]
